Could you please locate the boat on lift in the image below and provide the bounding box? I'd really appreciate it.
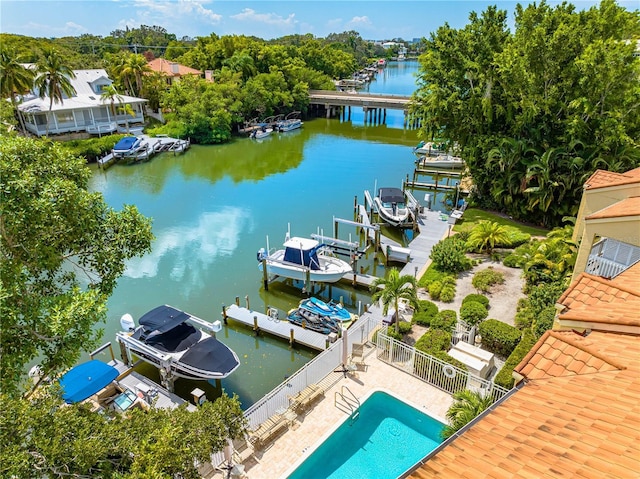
[276,112,303,132]
[116,305,240,381]
[374,187,410,227]
[257,234,352,283]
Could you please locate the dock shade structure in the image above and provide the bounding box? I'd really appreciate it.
[59,360,119,404]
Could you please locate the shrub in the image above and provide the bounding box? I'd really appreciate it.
[514,306,535,330]
[413,300,439,327]
[472,267,505,293]
[418,264,444,288]
[494,329,537,389]
[504,228,531,248]
[428,281,442,300]
[415,329,451,354]
[62,134,127,162]
[532,305,556,338]
[462,294,490,309]
[502,253,521,268]
[384,326,403,341]
[429,236,473,274]
[478,319,522,357]
[439,276,456,302]
[397,321,413,335]
[459,301,488,327]
[430,310,457,333]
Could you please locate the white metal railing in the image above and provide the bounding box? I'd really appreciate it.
[585,256,627,279]
[242,312,379,430]
[375,332,510,402]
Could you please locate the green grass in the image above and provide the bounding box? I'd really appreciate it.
[453,208,549,236]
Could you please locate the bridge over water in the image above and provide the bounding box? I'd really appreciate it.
[308,90,420,127]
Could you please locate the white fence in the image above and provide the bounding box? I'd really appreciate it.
[375,332,511,402]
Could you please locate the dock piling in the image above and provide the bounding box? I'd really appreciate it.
[289,329,295,347]
[245,295,250,310]
[262,258,269,290]
[235,296,240,307]
[253,315,259,335]
[222,304,228,324]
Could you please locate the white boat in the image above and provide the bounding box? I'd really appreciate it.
[112,136,145,158]
[116,305,240,381]
[413,141,447,156]
[415,154,465,169]
[257,236,352,283]
[374,187,410,227]
[277,112,303,132]
[250,127,273,139]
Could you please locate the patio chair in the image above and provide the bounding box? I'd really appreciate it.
[350,343,367,371]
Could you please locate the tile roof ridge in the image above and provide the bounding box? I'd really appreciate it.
[559,272,640,305]
[547,330,627,371]
[514,330,552,373]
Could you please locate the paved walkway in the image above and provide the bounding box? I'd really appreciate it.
[207,346,453,479]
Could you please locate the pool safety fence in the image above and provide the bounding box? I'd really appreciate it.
[375,332,511,402]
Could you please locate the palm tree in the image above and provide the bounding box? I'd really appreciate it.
[121,54,150,97]
[0,46,34,133]
[100,84,135,134]
[441,389,493,440]
[370,268,418,335]
[466,221,510,254]
[34,47,76,135]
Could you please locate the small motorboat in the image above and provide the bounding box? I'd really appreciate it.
[415,154,464,169]
[374,187,410,227]
[116,305,240,381]
[112,136,145,158]
[298,297,353,323]
[276,112,303,132]
[250,127,273,139]
[257,234,352,283]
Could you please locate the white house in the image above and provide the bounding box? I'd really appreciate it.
[18,69,147,137]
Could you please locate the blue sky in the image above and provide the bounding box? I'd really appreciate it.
[1,0,635,41]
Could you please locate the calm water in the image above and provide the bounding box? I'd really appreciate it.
[88,62,447,407]
[286,391,445,479]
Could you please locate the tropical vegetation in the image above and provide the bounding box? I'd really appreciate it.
[370,267,418,335]
[441,389,494,439]
[413,0,640,227]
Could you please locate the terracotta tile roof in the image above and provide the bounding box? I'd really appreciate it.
[557,271,640,327]
[585,168,640,190]
[585,196,640,220]
[146,58,202,77]
[408,331,640,478]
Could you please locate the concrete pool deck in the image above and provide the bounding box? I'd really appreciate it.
[207,343,454,478]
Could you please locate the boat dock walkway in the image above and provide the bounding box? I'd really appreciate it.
[223,304,332,351]
[400,209,452,277]
[97,135,190,170]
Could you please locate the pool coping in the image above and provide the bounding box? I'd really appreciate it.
[280,387,446,479]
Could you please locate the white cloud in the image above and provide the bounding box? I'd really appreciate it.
[230,8,296,28]
[124,207,251,294]
[22,21,88,36]
[348,16,372,27]
[132,0,221,24]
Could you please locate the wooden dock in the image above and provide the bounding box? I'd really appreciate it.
[400,209,452,277]
[224,304,333,351]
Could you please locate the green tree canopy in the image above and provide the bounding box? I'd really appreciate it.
[370,268,418,335]
[413,0,640,227]
[0,137,153,397]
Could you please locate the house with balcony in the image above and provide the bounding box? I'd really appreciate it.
[17,69,147,137]
[405,166,640,478]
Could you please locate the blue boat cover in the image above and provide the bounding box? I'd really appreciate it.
[283,244,324,270]
[113,136,139,151]
[59,360,119,404]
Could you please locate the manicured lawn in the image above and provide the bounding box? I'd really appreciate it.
[453,208,549,236]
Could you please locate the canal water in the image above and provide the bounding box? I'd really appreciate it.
[88,61,449,407]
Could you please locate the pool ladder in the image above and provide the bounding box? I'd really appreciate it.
[334,385,360,423]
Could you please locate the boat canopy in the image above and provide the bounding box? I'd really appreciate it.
[379,187,405,205]
[283,238,325,270]
[59,360,119,404]
[139,305,191,334]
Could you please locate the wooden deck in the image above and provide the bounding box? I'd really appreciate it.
[224,304,332,351]
[400,209,452,277]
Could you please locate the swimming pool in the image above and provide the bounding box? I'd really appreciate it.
[285,390,445,479]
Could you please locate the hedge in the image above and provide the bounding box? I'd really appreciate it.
[478,319,521,357]
[415,329,451,354]
[461,294,490,309]
[62,134,127,162]
[459,301,488,327]
[430,310,457,333]
[494,329,537,389]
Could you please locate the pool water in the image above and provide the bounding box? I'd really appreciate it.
[286,390,444,479]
